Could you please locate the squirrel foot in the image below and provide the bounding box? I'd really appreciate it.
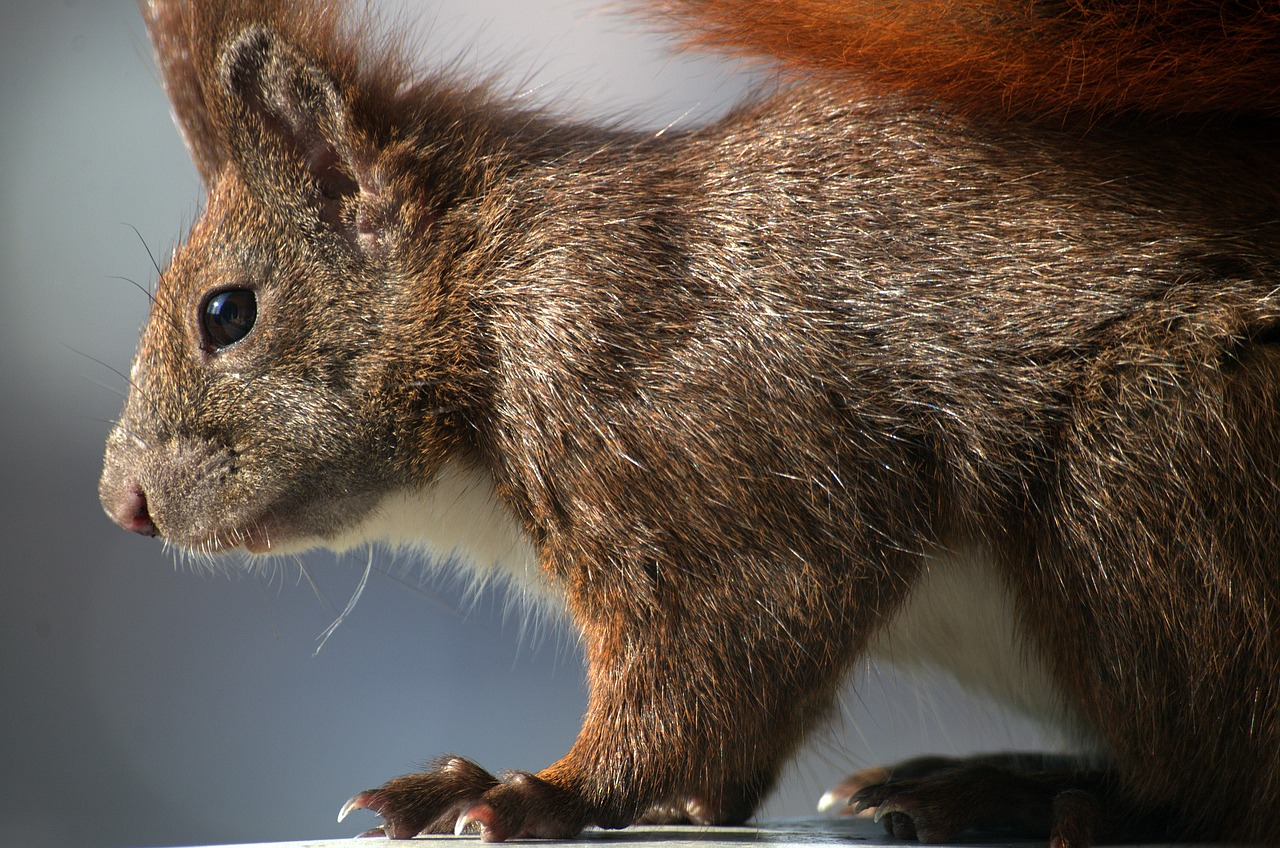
[819,755,978,816]
[822,752,1094,817]
[340,756,586,841]
[838,754,1174,848]
[846,759,1101,846]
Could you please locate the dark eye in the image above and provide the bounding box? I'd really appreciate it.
[202,289,257,349]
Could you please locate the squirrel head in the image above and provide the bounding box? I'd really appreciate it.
[100,1,487,556]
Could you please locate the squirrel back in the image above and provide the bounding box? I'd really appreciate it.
[646,0,1280,118]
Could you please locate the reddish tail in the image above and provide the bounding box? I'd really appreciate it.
[645,0,1280,118]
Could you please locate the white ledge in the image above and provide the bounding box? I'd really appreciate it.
[151,817,1081,848]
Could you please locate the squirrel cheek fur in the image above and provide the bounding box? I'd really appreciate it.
[100,0,1280,844]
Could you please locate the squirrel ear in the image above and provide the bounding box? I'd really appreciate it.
[142,0,231,186]
[218,26,368,232]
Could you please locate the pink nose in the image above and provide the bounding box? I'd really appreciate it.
[104,483,160,537]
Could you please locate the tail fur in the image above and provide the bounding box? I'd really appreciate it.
[643,0,1280,118]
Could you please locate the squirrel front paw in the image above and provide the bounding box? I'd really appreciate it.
[340,757,587,841]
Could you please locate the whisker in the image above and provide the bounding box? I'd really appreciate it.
[65,344,144,394]
[105,274,186,338]
[65,344,161,417]
[371,557,468,620]
[108,274,157,306]
[75,414,127,426]
[294,555,335,613]
[123,222,163,279]
[65,344,135,387]
[256,570,285,642]
[79,373,128,400]
[314,546,375,655]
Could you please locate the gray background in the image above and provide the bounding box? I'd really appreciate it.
[0,1,1051,846]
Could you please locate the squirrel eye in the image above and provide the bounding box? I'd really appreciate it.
[202,288,257,349]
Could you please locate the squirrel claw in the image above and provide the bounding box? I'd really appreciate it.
[844,795,873,816]
[338,792,372,823]
[339,791,402,838]
[848,783,891,817]
[456,803,500,840]
[453,806,482,837]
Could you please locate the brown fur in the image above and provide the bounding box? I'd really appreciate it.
[101,0,1280,844]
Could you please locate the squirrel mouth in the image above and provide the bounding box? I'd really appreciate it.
[201,505,347,556]
[239,529,276,554]
[203,514,291,555]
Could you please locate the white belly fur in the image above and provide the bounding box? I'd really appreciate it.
[326,460,547,600]
[869,546,1096,745]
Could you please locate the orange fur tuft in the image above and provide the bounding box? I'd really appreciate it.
[643,0,1280,118]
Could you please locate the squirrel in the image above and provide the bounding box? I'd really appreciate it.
[98,0,1280,844]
